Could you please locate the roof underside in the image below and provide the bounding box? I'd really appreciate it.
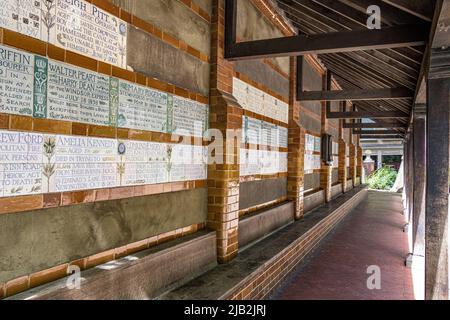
[273,0,437,136]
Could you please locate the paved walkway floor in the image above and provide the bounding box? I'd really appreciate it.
[272,191,415,300]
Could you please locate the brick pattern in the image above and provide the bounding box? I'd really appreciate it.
[0,27,209,102]
[207,0,242,263]
[239,172,288,183]
[234,72,289,104]
[263,58,290,79]
[357,146,363,178]
[249,0,296,36]
[287,57,305,220]
[349,144,357,184]
[338,139,348,193]
[178,0,212,23]
[222,188,368,300]
[92,0,211,61]
[0,222,205,299]
[0,180,206,216]
[241,143,288,153]
[2,114,208,146]
[320,164,333,203]
[239,196,288,217]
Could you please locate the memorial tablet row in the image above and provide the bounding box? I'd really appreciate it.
[0,129,207,198]
[0,44,209,137]
[233,77,289,124]
[242,116,288,148]
[304,154,321,171]
[305,134,321,153]
[240,148,288,177]
[0,0,127,68]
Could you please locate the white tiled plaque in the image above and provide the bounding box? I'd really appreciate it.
[172,96,208,138]
[47,135,117,192]
[118,80,168,133]
[119,140,168,186]
[45,0,127,68]
[0,0,42,39]
[47,60,111,125]
[0,130,43,196]
[0,44,34,117]
[0,0,128,68]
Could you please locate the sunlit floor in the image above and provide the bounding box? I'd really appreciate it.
[271,191,415,300]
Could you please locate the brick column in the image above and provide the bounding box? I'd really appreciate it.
[357,145,363,179]
[207,0,242,263]
[320,164,332,202]
[287,57,305,220]
[319,71,332,202]
[349,143,357,184]
[338,139,348,192]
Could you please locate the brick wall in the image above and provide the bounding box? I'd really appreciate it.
[222,187,368,300]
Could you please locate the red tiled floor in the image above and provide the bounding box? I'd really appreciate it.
[272,191,415,300]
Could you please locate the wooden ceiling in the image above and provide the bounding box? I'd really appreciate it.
[273,0,438,136]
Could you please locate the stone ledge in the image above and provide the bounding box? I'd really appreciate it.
[8,231,217,300]
[331,183,343,200]
[304,190,325,213]
[160,186,368,300]
[239,201,294,249]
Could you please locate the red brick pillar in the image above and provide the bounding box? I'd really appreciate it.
[207,0,242,263]
[357,145,363,179]
[320,71,332,202]
[338,139,348,192]
[287,57,305,220]
[349,143,357,185]
[320,164,333,202]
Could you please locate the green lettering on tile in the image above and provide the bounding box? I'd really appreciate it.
[33,56,48,118]
[109,77,119,126]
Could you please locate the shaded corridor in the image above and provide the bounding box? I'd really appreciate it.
[272,191,414,300]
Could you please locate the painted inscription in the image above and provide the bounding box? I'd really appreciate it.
[233,77,288,123]
[45,135,117,192]
[45,0,127,68]
[0,45,34,116]
[0,130,207,198]
[118,80,168,133]
[0,130,43,197]
[47,60,111,125]
[0,44,209,136]
[0,0,127,68]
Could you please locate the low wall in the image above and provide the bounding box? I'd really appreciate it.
[238,202,294,249]
[161,186,369,300]
[331,184,343,199]
[345,180,354,192]
[9,231,217,300]
[223,187,368,300]
[304,190,325,213]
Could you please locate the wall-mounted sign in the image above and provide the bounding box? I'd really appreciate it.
[233,77,288,124]
[240,148,287,176]
[242,116,287,148]
[0,45,35,117]
[0,0,127,68]
[304,153,321,171]
[0,44,209,136]
[0,129,207,198]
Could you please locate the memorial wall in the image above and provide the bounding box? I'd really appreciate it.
[0,42,208,198]
[0,0,212,289]
[0,0,360,298]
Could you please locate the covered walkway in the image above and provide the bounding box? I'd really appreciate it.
[272,191,414,300]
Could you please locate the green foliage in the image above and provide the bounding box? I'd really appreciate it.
[367,166,398,190]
